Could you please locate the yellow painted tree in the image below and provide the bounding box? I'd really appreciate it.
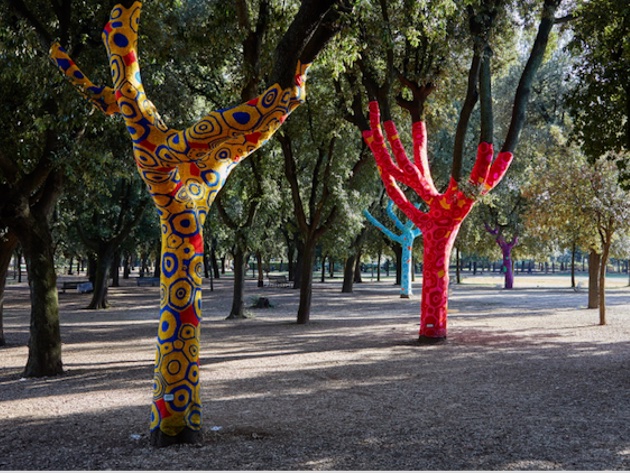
[51,0,348,447]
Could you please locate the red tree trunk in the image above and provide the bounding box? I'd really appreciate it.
[419,225,459,339]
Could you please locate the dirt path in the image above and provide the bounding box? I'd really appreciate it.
[1,274,629,470]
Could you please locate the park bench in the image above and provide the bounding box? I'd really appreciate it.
[60,281,93,294]
[267,275,290,288]
[137,277,160,287]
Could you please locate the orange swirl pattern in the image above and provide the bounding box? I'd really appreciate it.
[51,1,308,442]
[363,101,513,339]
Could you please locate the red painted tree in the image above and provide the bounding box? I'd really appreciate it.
[360,0,562,342]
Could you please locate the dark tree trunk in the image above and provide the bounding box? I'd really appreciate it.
[341,254,356,293]
[320,255,326,282]
[67,256,74,275]
[256,251,264,288]
[110,250,120,287]
[286,241,296,282]
[353,251,362,283]
[202,252,210,279]
[570,241,576,288]
[456,247,461,284]
[599,234,613,326]
[0,233,19,346]
[88,246,114,309]
[15,249,23,283]
[153,241,161,278]
[210,238,220,279]
[297,240,316,324]
[87,255,97,283]
[394,244,402,286]
[20,218,63,377]
[293,241,304,289]
[123,253,131,279]
[227,246,247,319]
[588,249,600,309]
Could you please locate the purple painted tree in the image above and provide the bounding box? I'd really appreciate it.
[484,223,518,289]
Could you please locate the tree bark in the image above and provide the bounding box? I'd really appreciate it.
[297,240,316,324]
[570,241,576,288]
[256,251,264,288]
[341,254,356,293]
[394,244,402,286]
[455,247,461,284]
[588,249,600,309]
[353,251,363,283]
[599,233,612,326]
[110,250,120,287]
[0,233,19,346]
[87,245,113,309]
[227,246,247,319]
[20,216,63,377]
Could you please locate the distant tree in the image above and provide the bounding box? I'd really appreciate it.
[364,200,421,297]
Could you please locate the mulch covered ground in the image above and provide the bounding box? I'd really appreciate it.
[1,273,629,470]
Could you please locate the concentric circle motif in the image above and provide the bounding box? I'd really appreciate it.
[169,383,193,412]
[186,408,202,430]
[261,87,279,108]
[167,278,194,310]
[179,324,196,340]
[158,308,179,343]
[169,211,199,238]
[162,252,179,278]
[153,372,167,398]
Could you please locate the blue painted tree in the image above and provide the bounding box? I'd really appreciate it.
[364,200,421,298]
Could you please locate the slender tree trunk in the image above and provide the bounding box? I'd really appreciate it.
[210,239,220,279]
[153,241,161,278]
[394,244,402,286]
[320,255,326,283]
[87,247,113,310]
[599,236,612,326]
[110,249,120,287]
[570,241,576,288]
[297,240,316,324]
[377,250,381,282]
[341,254,355,293]
[0,234,19,346]
[123,253,131,279]
[293,241,303,289]
[15,249,23,283]
[501,246,514,290]
[227,246,247,319]
[256,251,264,288]
[455,247,461,284]
[399,236,413,298]
[588,249,600,309]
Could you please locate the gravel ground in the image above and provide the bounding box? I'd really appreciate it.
[0,273,629,470]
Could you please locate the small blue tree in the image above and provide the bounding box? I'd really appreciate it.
[364,200,421,298]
